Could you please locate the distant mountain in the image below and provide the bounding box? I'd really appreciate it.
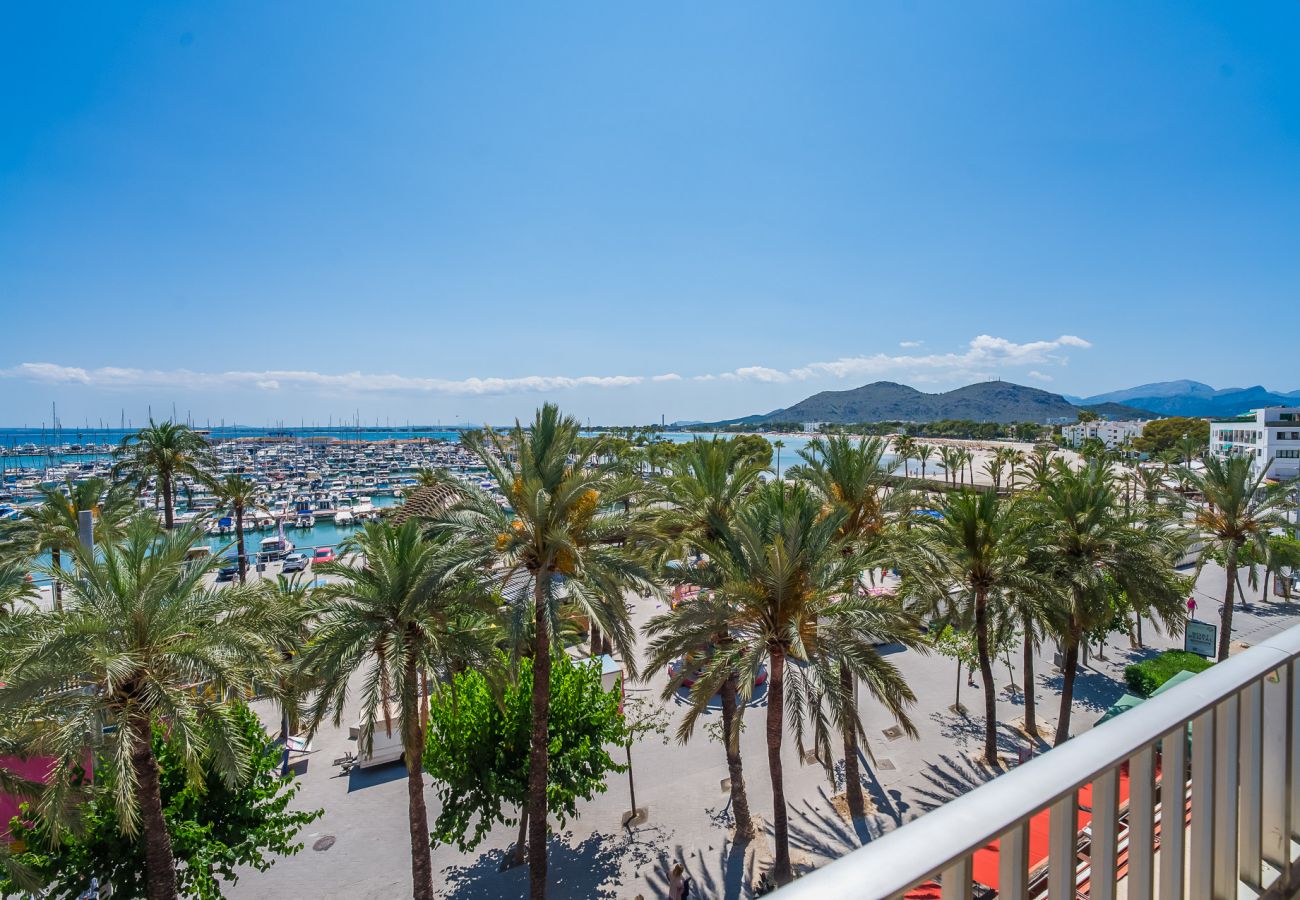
[723,380,1151,425]
[1080,401,1160,420]
[1080,381,1300,418]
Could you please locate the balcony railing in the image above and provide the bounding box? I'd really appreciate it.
[775,624,1300,899]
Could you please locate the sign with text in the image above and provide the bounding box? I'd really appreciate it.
[1185,620,1217,657]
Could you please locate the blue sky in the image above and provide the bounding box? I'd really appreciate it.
[3,3,1298,427]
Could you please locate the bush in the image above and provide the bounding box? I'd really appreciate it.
[1124,650,1212,698]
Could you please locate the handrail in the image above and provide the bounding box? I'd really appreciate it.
[774,624,1300,898]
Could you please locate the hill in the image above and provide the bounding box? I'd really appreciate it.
[1081,381,1300,418]
[726,380,1151,425]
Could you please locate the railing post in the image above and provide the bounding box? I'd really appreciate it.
[998,821,1030,900]
[940,854,972,900]
[1239,679,1263,889]
[1262,665,1291,872]
[1159,722,1188,900]
[1090,768,1120,900]
[1128,746,1155,900]
[1048,791,1077,899]
[1213,693,1240,898]
[1190,707,1216,898]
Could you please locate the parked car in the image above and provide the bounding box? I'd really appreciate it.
[312,546,336,565]
[281,553,309,574]
[216,557,241,582]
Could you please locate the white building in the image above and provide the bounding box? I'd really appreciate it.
[1208,406,1300,481]
[1061,419,1148,450]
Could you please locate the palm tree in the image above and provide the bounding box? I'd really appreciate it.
[1176,432,1203,468]
[685,483,919,884]
[0,477,135,610]
[299,520,496,900]
[892,434,916,478]
[1027,463,1187,743]
[0,515,283,900]
[962,447,976,485]
[983,455,1007,493]
[773,439,786,480]
[1182,455,1297,659]
[916,443,934,483]
[644,437,766,838]
[431,404,654,899]
[900,490,1036,764]
[1006,449,1027,492]
[113,420,213,529]
[207,474,263,583]
[257,574,317,774]
[938,446,961,487]
[789,434,915,815]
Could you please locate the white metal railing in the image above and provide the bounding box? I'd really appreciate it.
[776,624,1300,899]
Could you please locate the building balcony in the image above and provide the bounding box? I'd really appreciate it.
[774,624,1300,899]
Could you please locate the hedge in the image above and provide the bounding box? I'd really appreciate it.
[1123,650,1213,698]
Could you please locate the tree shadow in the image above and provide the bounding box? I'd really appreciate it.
[927,709,1027,758]
[641,836,756,900]
[908,752,1002,813]
[439,828,662,900]
[1041,667,1124,713]
[833,749,904,828]
[786,786,885,861]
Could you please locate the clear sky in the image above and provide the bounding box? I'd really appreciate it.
[2,3,1298,427]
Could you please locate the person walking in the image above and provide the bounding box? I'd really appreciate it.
[668,863,692,899]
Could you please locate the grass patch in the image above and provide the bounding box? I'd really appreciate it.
[1124,650,1212,698]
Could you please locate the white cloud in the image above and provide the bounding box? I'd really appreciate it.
[898,340,923,348]
[2,334,1091,399]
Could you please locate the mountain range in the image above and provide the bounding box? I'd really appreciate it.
[1069,381,1300,418]
[717,381,1153,426]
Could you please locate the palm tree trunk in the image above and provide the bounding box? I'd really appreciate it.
[840,666,866,817]
[767,646,793,884]
[51,546,63,611]
[235,505,247,583]
[974,590,998,765]
[1021,615,1037,737]
[719,671,755,838]
[403,656,435,900]
[161,471,175,530]
[1053,636,1080,746]
[1219,544,1238,661]
[528,577,552,900]
[131,718,179,900]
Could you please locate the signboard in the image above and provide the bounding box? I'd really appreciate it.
[1185,620,1217,658]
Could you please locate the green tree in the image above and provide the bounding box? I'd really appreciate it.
[900,491,1036,764]
[1182,455,1297,659]
[298,520,496,900]
[0,516,284,900]
[1132,417,1210,456]
[423,652,626,863]
[206,474,264,583]
[675,483,920,884]
[113,420,214,530]
[644,437,766,838]
[0,477,135,610]
[0,557,38,616]
[1027,462,1187,743]
[1,704,321,900]
[788,434,914,816]
[429,404,654,900]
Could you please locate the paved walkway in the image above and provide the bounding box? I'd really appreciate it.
[226,561,1300,899]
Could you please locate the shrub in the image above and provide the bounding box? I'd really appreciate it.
[1124,650,1212,698]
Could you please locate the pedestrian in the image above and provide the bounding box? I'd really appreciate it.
[668,863,692,899]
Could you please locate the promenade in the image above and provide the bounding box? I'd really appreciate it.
[222,560,1295,900]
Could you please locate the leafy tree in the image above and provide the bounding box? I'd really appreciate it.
[929,624,978,712]
[0,516,285,900]
[423,652,626,862]
[113,420,214,530]
[1075,410,1100,424]
[731,434,774,469]
[1132,417,1210,456]
[429,404,654,900]
[1181,455,1296,659]
[1,705,321,900]
[299,520,496,900]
